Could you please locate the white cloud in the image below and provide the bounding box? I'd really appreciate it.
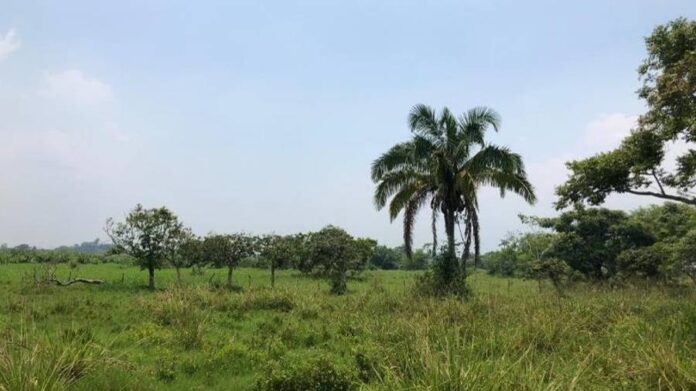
[39,69,114,104]
[582,112,637,150]
[0,28,20,60]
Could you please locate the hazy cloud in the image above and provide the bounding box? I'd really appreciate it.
[39,70,114,105]
[0,28,20,60]
[583,112,637,150]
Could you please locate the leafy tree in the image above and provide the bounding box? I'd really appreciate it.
[202,233,255,289]
[259,234,300,288]
[351,238,377,276]
[369,245,404,270]
[630,202,696,243]
[401,248,431,270]
[304,226,358,295]
[556,18,696,208]
[485,234,521,277]
[176,236,207,282]
[530,258,569,296]
[536,207,654,279]
[372,104,535,292]
[616,245,672,281]
[105,204,189,290]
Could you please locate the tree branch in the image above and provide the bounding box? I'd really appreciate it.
[652,170,666,196]
[48,278,104,286]
[626,189,696,205]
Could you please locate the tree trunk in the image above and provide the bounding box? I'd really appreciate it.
[331,268,347,295]
[148,265,155,290]
[444,209,456,259]
[472,210,481,269]
[440,207,461,285]
[462,218,472,271]
[227,266,233,289]
[175,267,181,285]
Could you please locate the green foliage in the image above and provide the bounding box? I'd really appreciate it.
[369,245,403,270]
[256,352,357,391]
[538,207,654,279]
[303,226,363,295]
[106,204,190,289]
[676,230,696,283]
[630,202,696,243]
[200,233,256,288]
[400,248,431,270]
[0,328,112,391]
[1,264,696,389]
[557,18,696,208]
[616,245,673,281]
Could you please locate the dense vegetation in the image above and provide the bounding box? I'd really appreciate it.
[484,203,696,288]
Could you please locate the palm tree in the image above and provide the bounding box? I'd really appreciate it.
[372,104,536,284]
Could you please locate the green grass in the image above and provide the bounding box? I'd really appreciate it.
[1,263,696,390]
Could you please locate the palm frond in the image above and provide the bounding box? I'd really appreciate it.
[403,188,430,258]
[409,104,441,138]
[477,169,537,204]
[465,144,524,175]
[371,142,415,182]
[373,169,427,209]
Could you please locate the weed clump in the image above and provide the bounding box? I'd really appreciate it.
[256,352,357,391]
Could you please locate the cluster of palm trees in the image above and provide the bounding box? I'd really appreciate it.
[372,104,536,289]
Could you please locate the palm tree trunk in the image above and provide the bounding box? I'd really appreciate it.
[444,209,456,258]
[462,218,472,270]
[472,209,481,268]
[431,210,438,257]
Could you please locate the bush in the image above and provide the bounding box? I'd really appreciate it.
[676,230,696,284]
[616,245,673,281]
[256,353,358,391]
[414,253,469,297]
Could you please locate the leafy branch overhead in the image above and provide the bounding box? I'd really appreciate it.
[557,18,696,208]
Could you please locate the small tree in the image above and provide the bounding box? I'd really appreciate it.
[305,226,358,295]
[260,234,300,288]
[202,233,255,290]
[105,204,189,290]
[177,236,206,282]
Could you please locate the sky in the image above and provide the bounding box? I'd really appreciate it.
[0,1,694,250]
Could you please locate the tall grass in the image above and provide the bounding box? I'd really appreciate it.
[0,327,112,391]
[0,264,695,389]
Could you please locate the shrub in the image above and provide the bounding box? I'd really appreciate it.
[676,230,696,284]
[256,353,358,391]
[616,245,673,281]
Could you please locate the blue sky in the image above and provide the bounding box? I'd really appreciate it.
[0,1,694,249]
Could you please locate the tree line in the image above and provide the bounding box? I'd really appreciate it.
[482,203,696,292]
[103,204,428,293]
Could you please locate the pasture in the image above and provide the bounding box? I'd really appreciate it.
[1,264,695,390]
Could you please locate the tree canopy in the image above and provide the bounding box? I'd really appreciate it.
[556,18,696,208]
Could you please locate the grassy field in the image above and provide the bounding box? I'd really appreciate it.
[1,264,696,390]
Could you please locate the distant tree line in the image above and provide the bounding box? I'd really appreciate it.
[101,204,431,293]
